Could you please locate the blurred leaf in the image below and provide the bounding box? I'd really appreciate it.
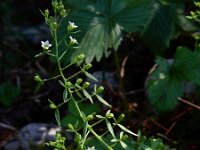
[96,94,112,107]
[142,1,176,55]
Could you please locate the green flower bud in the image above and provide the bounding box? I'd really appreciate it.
[34,75,42,82]
[121,134,128,141]
[52,22,57,31]
[74,133,82,143]
[96,86,104,94]
[106,110,114,119]
[65,81,72,87]
[82,82,90,88]
[67,124,74,130]
[77,54,85,61]
[117,114,125,123]
[76,78,83,84]
[59,2,64,10]
[49,103,57,109]
[60,9,66,17]
[73,54,85,63]
[52,0,58,11]
[87,114,94,121]
[44,9,49,18]
[83,63,92,70]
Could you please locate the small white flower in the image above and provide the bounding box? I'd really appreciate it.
[159,73,165,79]
[69,36,78,45]
[41,40,52,50]
[68,21,78,31]
[87,146,97,150]
[69,21,78,29]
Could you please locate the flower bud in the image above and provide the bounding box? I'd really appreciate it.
[49,103,57,109]
[59,1,64,10]
[83,63,92,70]
[117,114,125,123]
[87,114,94,121]
[44,9,49,18]
[96,86,104,94]
[67,124,74,130]
[34,75,42,82]
[76,78,83,84]
[106,110,114,119]
[82,82,90,88]
[60,9,66,17]
[65,81,72,88]
[52,22,57,31]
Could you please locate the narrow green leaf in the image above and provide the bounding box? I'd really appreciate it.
[34,82,42,94]
[63,89,68,100]
[120,140,128,149]
[58,80,65,88]
[83,70,98,82]
[105,119,116,139]
[117,124,138,137]
[83,89,93,103]
[96,95,112,108]
[55,108,61,126]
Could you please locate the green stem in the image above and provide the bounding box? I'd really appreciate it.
[54,31,66,84]
[88,125,113,150]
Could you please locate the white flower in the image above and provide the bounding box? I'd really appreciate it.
[159,73,165,79]
[41,40,52,50]
[69,21,78,29]
[68,21,78,31]
[69,36,78,45]
[87,146,97,150]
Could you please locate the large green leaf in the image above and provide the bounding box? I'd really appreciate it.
[141,1,176,55]
[63,0,154,63]
[146,57,183,111]
[172,46,200,84]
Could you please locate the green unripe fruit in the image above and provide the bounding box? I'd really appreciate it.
[52,22,57,30]
[96,86,104,94]
[49,103,57,109]
[76,78,83,84]
[77,54,85,61]
[44,9,49,17]
[117,114,125,123]
[87,114,94,121]
[83,63,92,70]
[34,75,41,82]
[65,81,72,87]
[60,9,66,17]
[82,82,90,88]
[67,124,74,130]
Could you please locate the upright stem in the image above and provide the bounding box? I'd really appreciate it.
[54,32,66,84]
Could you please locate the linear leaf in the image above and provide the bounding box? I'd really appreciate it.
[105,119,116,139]
[55,108,61,126]
[96,94,112,108]
[117,124,138,137]
[83,89,93,103]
